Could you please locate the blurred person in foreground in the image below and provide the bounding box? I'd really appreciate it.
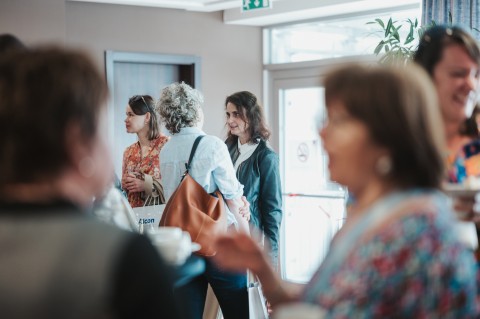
[224,91,282,270]
[0,47,183,318]
[214,63,478,318]
[157,82,250,319]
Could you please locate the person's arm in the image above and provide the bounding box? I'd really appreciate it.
[226,196,250,234]
[258,151,283,268]
[144,139,165,197]
[213,233,297,307]
[111,234,186,319]
[125,147,160,195]
[451,195,480,223]
[122,146,146,194]
[121,149,129,191]
[210,138,250,231]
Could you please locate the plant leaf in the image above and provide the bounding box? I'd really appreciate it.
[374,42,385,55]
[385,18,393,37]
[375,18,385,29]
[392,28,400,42]
[404,23,414,44]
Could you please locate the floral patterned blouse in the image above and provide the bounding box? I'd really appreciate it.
[302,190,478,318]
[446,137,480,183]
[121,136,169,208]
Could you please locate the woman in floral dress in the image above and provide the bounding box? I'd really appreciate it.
[213,64,478,318]
[122,95,169,208]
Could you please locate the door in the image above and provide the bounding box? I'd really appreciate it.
[105,51,201,178]
[268,70,347,283]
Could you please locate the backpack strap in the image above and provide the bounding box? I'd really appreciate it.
[185,135,205,173]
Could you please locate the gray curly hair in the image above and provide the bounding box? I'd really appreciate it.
[156,82,203,134]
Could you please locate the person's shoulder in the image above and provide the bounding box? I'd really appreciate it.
[153,135,170,147]
[124,141,139,154]
[257,141,278,160]
[80,216,135,240]
[199,134,226,149]
[83,220,156,260]
[55,215,138,260]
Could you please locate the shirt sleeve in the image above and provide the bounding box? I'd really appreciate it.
[208,137,244,200]
[121,148,130,191]
[258,150,283,268]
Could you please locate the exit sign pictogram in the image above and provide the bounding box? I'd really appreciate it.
[242,0,272,12]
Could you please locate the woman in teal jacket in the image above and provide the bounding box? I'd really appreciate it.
[225,91,283,269]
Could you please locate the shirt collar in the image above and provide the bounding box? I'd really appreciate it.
[175,127,205,136]
[237,138,256,152]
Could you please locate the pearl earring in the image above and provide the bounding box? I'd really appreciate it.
[375,155,392,176]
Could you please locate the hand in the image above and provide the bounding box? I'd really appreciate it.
[213,233,264,273]
[124,173,145,193]
[239,196,251,221]
[453,194,480,224]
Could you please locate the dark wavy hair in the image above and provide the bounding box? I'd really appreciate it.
[225,91,270,144]
[0,34,26,56]
[414,25,480,76]
[461,104,480,138]
[128,95,160,140]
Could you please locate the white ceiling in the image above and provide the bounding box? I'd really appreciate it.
[68,0,420,26]
[68,0,250,12]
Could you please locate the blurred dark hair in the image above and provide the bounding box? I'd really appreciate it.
[128,95,160,140]
[225,91,270,144]
[461,105,480,138]
[414,25,480,76]
[0,34,27,55]
[324,63,445,189]
[0,47,108,186]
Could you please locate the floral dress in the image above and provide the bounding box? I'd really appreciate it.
[121,136,169,208]
[302,190,478,318]
[446,137,480,304]
[446,137,480,183]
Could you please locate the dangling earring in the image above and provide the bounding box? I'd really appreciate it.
[375,155,392,176]
[79,157,96,178]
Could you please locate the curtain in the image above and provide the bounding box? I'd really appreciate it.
[422,0,480,40]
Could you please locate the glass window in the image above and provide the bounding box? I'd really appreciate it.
[279,86,346,283]
[266,6,421,64]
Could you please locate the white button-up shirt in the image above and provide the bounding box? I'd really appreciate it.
[233,139,259,171]
[160,127,244,226]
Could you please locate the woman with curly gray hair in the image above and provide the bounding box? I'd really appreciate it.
[157,82,250,319]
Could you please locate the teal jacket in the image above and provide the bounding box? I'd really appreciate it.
[227,138,283,269]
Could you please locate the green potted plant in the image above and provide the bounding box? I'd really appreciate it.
[367,17,433,65]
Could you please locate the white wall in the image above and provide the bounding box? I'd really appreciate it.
[0,0,263,139]
[0,0,66,44]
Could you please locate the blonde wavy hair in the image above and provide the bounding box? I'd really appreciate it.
[156,82,203,134]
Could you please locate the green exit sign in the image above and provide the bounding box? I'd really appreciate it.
[242,0,271,11]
